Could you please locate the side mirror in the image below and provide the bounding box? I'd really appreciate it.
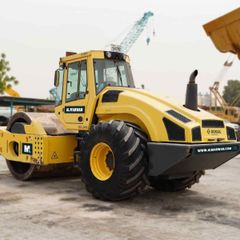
[54,70,60,87]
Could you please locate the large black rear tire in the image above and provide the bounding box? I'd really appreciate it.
[79,121,148,201]
[150,171,204,192]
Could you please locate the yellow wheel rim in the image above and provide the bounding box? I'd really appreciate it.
[90,142,115,181]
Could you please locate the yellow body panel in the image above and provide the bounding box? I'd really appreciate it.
[24,119,47,135]
[96,87,231,143]
[0,112,77,167]
[55,53,98,131]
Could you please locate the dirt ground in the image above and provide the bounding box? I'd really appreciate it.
[0,156,240,240]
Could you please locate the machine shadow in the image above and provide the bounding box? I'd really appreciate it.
[12,172,228,216]
[118,187,228,216]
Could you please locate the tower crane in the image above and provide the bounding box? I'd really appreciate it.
[49,12,155,100]
[110,11,154,53]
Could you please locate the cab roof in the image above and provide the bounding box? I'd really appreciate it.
[59,50,130,65]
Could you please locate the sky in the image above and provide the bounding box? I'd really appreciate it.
[0,0,239,102]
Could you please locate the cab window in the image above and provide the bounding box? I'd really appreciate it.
[93,59,134,94]
[79,61,87,97]
[66,60,87,102]
[55,68,64,105]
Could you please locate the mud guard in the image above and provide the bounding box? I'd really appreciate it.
[147,142,240,176]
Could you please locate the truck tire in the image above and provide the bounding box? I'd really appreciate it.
[79,121,148,201]
[6,121,36,181]
[149,171,204,192]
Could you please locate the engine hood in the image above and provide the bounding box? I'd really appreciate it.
[96,87,229,142]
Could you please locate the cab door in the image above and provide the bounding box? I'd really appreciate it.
[63,60,89,126]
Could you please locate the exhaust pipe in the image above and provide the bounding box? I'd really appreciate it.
[185,70,198,111]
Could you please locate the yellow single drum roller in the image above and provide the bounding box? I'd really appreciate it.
[0,49,240,201]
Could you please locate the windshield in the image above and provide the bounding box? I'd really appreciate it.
[93,59,134,94]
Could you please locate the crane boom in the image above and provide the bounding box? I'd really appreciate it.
[111,11,154,53]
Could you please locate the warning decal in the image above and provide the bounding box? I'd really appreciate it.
[51,152,58,160]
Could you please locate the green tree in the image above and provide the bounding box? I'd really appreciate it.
[0,53,18,94]
[223,80,240,106]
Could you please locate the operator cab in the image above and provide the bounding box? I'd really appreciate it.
[53,50,135,130]
[54,51,134,105]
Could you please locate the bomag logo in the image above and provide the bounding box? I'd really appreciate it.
[207,129,222,135]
